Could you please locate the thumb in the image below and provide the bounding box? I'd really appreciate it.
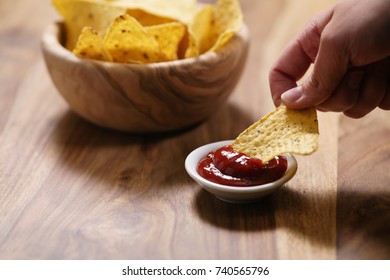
[281,31,349,109]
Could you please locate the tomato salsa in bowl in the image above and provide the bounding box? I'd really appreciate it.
[185,140,297,203]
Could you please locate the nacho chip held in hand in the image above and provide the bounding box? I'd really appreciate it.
[232,105,319,162]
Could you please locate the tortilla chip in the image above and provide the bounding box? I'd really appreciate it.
[103,14,161,63]
[73,26,113,61]
[189,0,242,53]
[52,0,127,50]
[106,0,197,24]
[146,22,186,61]
[125,8,173,26]
[181,30,199,59]
[209,0,242,51]
[189,5,214,54]
[232,105,319,162]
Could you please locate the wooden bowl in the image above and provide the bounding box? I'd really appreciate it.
[41,22,249,133]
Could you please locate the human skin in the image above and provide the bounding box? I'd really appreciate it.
[269,0,390,118]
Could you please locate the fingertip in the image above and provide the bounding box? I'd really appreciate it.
[281,86,303,105]
[271,94,282,107]
[281,85,323,109]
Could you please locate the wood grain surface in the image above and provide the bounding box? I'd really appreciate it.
[1,0,389,260]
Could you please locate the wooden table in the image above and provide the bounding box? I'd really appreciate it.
[1,0,389,260]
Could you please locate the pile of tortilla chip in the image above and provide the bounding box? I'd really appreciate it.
[52,0,243,63]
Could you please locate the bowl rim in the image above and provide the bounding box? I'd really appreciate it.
[41,21,250,69]
[185,140,298,193]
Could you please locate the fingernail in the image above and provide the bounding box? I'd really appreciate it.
[281,86,302,103]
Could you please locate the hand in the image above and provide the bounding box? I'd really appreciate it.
[269,0,390,118]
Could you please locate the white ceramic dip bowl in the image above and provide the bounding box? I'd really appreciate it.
[185,140,298,203]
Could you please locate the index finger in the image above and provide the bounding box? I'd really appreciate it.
[269,9,333,105]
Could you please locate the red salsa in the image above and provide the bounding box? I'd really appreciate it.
[197,145,287,187]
